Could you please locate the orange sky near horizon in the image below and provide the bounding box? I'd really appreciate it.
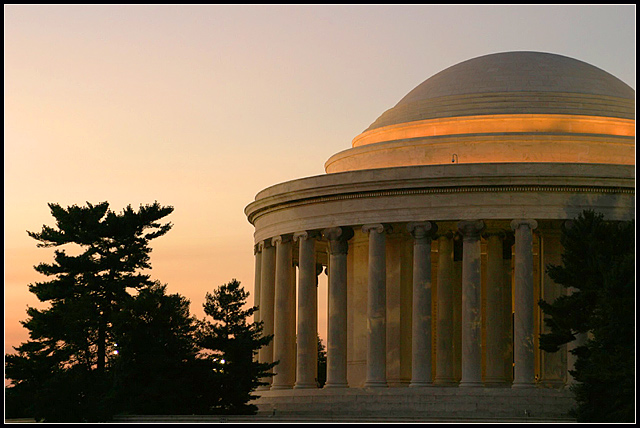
[4,5,635,368]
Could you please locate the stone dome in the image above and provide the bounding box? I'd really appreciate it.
[325,51,635,173]
[366,51,634,131]
[244,51,635,410]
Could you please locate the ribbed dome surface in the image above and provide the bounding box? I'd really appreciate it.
[365,51,635,132]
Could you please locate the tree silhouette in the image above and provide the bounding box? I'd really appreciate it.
[5,201,173,421]
[316,335,327,388]
[109,282,204,415]
[196,279,276,414]
[539,210,634,422]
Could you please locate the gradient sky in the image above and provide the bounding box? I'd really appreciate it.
[4,5,636,360]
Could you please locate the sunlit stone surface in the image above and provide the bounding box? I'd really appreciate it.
[245,51,634,420]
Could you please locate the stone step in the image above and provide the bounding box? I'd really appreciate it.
[113,414,576,423]
[251,387,576,420]
[112,388,577,423]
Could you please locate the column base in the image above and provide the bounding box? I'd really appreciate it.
[364,381,388,388]
[323,383,349,389]
[270,384,294,390]
[293,383,318,389]
[459,381,484,388]
[483,379,510,387]
[433,377,458,386]
[409,382,433,388]
[512,382,536,389]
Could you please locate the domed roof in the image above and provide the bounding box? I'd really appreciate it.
[365,51,635,132]
[325,51,635,174]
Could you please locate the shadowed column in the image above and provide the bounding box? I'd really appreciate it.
[452,239,463,383]
[484,231,509,386]
[271,234,295,389]
[511,219,538,388]
[362,223,389,388]
[257,238,276,390]
[434,232,456,385]
[322,226,354,388]
[253,243,262,325]
[458,220,485,387]
[294,231,319,389]
[408,221,437,387]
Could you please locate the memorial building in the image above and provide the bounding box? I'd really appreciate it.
[244,51,635,419]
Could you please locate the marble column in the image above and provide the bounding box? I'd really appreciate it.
[458,220,485,387]
[322,226,354,388]
[452,239,463,382]
[407,221,437,387]
[294,231,319,389]
[254,243,262,325]
[434,233,456,385]
[362,224,389,388]
[502,233,515,383]
[257,239,276,390]
[511,219,538,388]
[271,234,295,389]
[484,232,509,385]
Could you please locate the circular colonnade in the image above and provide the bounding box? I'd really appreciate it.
[243,52,635,410]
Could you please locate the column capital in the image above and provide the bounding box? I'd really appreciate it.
[458,220,485,239]
[255,242,263,253]
[272,234,293,246]
[322,226,354,255]
[294,230,321,242]
[362,223,391,235]
[262,238,275,249]
[510,219,538,231]
[322,226,353,241]
[407,221,438,239]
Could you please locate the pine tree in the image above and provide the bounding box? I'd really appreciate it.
[539,210,634,422]
[109,282,201,415]
[196,279,276,414]
[316,335,327,388]
[5,201,173,421]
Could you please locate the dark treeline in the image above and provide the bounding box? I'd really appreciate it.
[5,202,275,422]
[539,210,635,422]
[6,203,633,423]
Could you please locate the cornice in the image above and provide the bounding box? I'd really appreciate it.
[247,183,634,225]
